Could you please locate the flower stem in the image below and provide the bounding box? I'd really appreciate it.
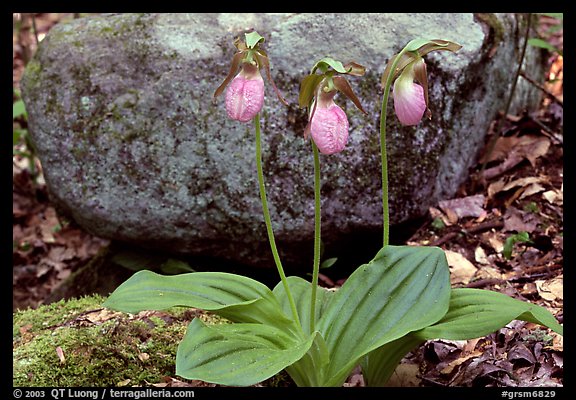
[309,141,322,334]
[254,114,302,332]
[379,52,406,247]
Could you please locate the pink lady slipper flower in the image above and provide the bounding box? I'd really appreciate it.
[300,57,367,155]
[382,39,462,127]
[215,31,287,122]
[225,63,265,122]
[392,57,430,126]
[309,91,349,155]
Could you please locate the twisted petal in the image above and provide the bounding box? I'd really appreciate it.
[310,103,349,155]
[225,73,265,122]
[392,79,426,126]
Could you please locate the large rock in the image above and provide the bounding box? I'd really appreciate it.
[21,13,543,271]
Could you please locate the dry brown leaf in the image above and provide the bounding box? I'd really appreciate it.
[519,183,546,199]
[445,250,477,285]
[503,206,539,233]
[438,194,486,221]
[542,189,563,205]
[440,350,483,375]
[386,363,421,387]
[474,246,490,265]
[481,135,551,180]
[535,275,563,301]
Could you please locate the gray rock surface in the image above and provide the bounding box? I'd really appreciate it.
[21,13,543,271]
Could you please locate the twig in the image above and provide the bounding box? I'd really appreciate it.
[431,220,504,247]
[519,70,563,107]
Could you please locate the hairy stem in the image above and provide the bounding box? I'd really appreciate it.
[310,141,322,333]
[379,53,406,247]
[254,114,302,332]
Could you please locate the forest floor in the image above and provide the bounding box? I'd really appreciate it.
[13,13,563,387]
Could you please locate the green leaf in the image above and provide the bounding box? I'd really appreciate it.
[103,270,294,329]
[415,288,563,340]
[528,37,560,54]
[176,318,317,386]
[110,249,166,271]
[13,100,27,119]
[285,331,330,386]
[503,231,531,259]
[273,277,335,385]
[13,129,25,146]
[316,245,451,386]
[273,276,335,336]
[362,334,424,386]
[245,31,264,49]
[159,258,195,274]
[320,257,338,269]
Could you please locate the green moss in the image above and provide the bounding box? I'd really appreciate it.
[13,295,225,387]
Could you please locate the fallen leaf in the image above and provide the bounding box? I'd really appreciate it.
[386,363,421,387]
[501,176,545,192]
[474,246,490,265]
[481,135,551,180]
[117,379,131,387]
[445,250,477,285]
[138,352,150,362]
[535,275,563,301]
[438,194,486,221]
[488,236,504,253]
[440,350,483,375]
[542,189,563,205]
[503,206,539,233]
[508,342,536,364]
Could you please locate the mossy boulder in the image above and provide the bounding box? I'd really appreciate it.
[20,13,545,272]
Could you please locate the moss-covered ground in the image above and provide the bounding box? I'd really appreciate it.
[13,295,221,387]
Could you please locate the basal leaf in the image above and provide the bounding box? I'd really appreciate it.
[273,276,336,335]
[103,270,293,328]
[416,288,563,340]
[176,318,316,386]
[317,245,451,386]
[363,287,563,386]
[362,334,424,387]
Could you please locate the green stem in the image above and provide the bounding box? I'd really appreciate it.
[254,114,302,332]
[309,141,321,334]
[379,54,405,247]
[379,93,390,248]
